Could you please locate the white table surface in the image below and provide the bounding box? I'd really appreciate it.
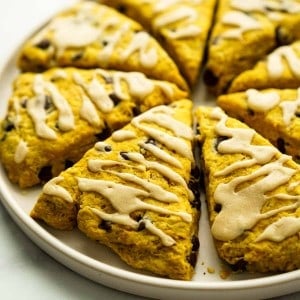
[0,1,299,299]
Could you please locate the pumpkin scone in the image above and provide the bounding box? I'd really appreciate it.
[17,1,188,91]
[31,100,201,280]
[195,106,300,273]
[229,41,300,93]
[0,67,188,188]
[217,88,300,162]
[203,0,276,95]
[229,0,300,45]
[101,0,217,87]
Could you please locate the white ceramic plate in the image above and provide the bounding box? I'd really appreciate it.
[0,4,299,300]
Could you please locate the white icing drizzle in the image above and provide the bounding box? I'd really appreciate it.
[288,181,300,192]
[88,159,145,173]
[246,89,280,112]
[210,107,300,242]
[166,25,201,39]
[212,156,297,241]
[230,0,300,14]
[153,7,197,29]
[119,152,191,196]
[267,45,300,79]
[120,31,158,68]
[94,141,111,152]
[109,71,155,100]
[279,88,300,126]
[221,11,261,39]
[152,1,201,39]
[256,217,300,242]
[80,95,103,127]
[138,141,183,168]
[43,176,73,203]
[27,77,57,140]
[111,130,136,142]
[73,73,114,113]
[108,170,179,203]
[14,139,28,164]
[212,107,278,176]
[78,177,191,246]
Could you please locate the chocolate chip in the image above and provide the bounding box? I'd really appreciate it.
[120,151,130,160]
[104,145,112,152]
[203,68,219,86]
[44,95,53,111]
[191,235,200,252]
[295,111,300,118]
[132,106,141,117]
[231,259,247,272]
[95,126,111,141]
[109,93,121,106]
[214,203,222,213]
[247,109,255,116]
[145,138,156,145]
[64,160,74,169]
[117,4,127,13]
[72,52,83,61]
[38,165,52,182]
[99,220,112,232]
[35,39,51,49]
[102,40,109,47]
[21,99,28,108]
[214,136,229,151]
[3,119,15,132]
[275,26,293,46]
[186,251,198,268]
[277,137,286,154]
[137,220,146,231]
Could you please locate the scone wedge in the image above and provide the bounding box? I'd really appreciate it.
[0,67,188,188]
[102,0,217,87]
[17,1,188,91]
[196,106,300,273]
[218,88,300,162]
[229,41,300,93]
[203,0,276,95]
[31,99,201,280]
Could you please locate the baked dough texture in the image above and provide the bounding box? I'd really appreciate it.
[229,41,300,93]
[196,106,300,273]
[203,0,276,95]
[0,67,187,188]
[31,99,200,280]
[101,0,217,87]
[218,88,300,162]
[17,1,188,91]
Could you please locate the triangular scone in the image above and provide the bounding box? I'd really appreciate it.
[196,106,300,273]
[31,100,201,280]
[203,0,276,95]
[17,2,188,91]
[101,0,217,87]
[0,67,188,188]
[228,0,300,45]
[229,41,300,93]
[218,88,300,162]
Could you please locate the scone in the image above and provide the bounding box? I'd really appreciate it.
[203,0,276,95]
[196,106,300,273]
[218,88,300,162]
[101,0,217,87]
[229,41,300,92]
[17,1,188,91]
[31,100,201,280]
[229,0,300,45]
[0,67,188,188]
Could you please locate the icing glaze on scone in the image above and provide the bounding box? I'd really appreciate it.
[210,107,300,242]
[267,45,300,79]
[221,11,262,39]
[43,176,73,203]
